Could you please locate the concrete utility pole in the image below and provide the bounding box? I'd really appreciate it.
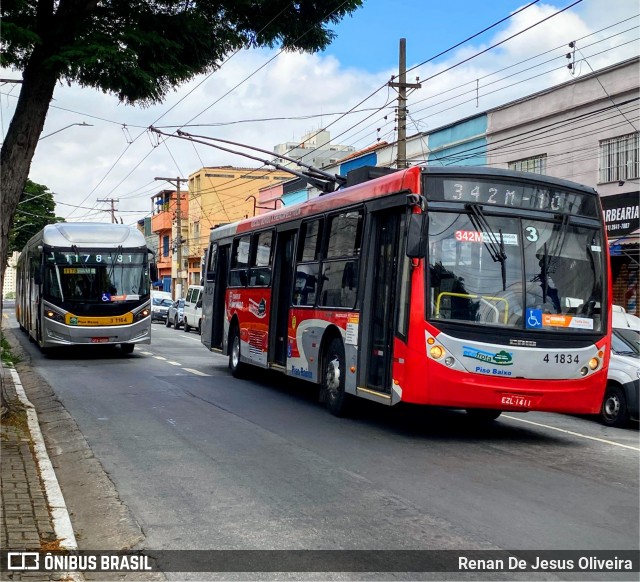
[388,38,421,169]
[96,198,119,223]
[155,177,188,299]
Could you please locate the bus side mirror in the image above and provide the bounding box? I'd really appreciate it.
[406,214,426,259]
[150,263,158,282]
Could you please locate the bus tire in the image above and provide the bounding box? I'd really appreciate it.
[600,383,630,428]
[184,318,191,332]
[322,337,351,417]
[121,343,135,354]
[466,408,502,421]
[229,325,245,378]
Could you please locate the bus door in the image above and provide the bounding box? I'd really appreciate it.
[269,229,296,367]
[362,210,403,394]
[202,242,229,351]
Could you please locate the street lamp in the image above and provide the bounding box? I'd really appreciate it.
[40,121,92,140]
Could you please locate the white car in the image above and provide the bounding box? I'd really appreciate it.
[601,306,640,427]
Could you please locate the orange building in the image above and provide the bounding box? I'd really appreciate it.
[186,166,290,284]
[150,189,189,297]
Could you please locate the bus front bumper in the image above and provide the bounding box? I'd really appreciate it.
[405,363,608,415]
[42,317,151,347]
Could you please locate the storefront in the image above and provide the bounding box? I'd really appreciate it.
[601,191,639,316]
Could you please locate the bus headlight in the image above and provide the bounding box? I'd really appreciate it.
[444,356,455,367]
[134,308,150,322]
[430,345,444,359]
[44,309,65,323]
[579,367,589,377]
[588,357,600,370]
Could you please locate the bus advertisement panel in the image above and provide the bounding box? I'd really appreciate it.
[201,166,610,420]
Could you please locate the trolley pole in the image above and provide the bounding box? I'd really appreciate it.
[388,39,421,169]
[155,177,188,299]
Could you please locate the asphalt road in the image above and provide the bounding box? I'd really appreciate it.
[5,311,639,577]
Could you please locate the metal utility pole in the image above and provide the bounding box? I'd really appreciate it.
[96,198,119,223]
[155,177,188,299]
[388,38,421,169]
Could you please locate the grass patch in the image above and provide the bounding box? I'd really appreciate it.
[1,332,21,367]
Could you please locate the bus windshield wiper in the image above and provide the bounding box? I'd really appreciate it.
[466,203,507,291]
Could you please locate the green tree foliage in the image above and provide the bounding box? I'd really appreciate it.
[9,180,64,253]
[0,0,364,302]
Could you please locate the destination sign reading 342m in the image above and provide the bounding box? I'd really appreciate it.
[440,179,598,217]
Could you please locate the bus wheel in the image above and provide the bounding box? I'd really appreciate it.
[229,326,245,378]
[466,408,502,421]
[600,384,629,428]
[121,343,135,354]
[322,338,351,417]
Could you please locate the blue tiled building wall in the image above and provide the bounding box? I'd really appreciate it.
[427,115,487,167]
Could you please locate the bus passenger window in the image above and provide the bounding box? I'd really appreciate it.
[229,235,250,287]
[249,231,273,287]
[294,264,319,306]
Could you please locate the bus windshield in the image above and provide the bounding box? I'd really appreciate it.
[427,212,604,333]
[43,250,148,304]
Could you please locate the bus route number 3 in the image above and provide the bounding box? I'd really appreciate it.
[543,353,579,364]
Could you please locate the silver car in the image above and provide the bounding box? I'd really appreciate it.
[166,298,185,329]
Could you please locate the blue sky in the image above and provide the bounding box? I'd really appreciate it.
[1,0,638,221]
[322,0,527,71]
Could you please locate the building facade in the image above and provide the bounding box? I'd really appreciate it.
[150,189,189,297]
[186,166,291,284]
[2,251,20,299]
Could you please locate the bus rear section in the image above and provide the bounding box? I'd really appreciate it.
[201,166,610,418]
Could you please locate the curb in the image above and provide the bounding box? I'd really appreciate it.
[9,366,85,582]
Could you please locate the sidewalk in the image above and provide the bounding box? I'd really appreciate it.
[0,361,60,579]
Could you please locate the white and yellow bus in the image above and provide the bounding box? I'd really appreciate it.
[16,222,157,354]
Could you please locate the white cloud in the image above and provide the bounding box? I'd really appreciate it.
[1,0,638,224]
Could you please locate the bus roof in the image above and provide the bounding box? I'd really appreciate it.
[210,166,422,241]
[36,222,147,248]
[208,165,599,243]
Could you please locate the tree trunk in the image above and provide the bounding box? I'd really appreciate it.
[0,52,58,413]
[0,51,59,295]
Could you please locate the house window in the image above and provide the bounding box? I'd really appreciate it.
[599,132,639,184]
[162,235,169,257]
[509,154,547,174]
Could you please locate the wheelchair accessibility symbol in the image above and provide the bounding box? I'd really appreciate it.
[526,308,543,329]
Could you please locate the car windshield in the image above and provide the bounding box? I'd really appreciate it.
[153,298,172,307]
[612,328,640,356]
[427,212,604,333]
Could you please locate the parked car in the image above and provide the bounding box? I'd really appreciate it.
[151,290,173,323]
[183,285,204,334]
[166,298,185,329]
[600,306,640,427]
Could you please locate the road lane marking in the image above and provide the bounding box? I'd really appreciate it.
[503,415,640,451]
[138,351,153,355]
[182,368,210,377]
[153,355,167,360]
[167,361,182,366]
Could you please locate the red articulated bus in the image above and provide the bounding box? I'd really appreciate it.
[201,166,611,419]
